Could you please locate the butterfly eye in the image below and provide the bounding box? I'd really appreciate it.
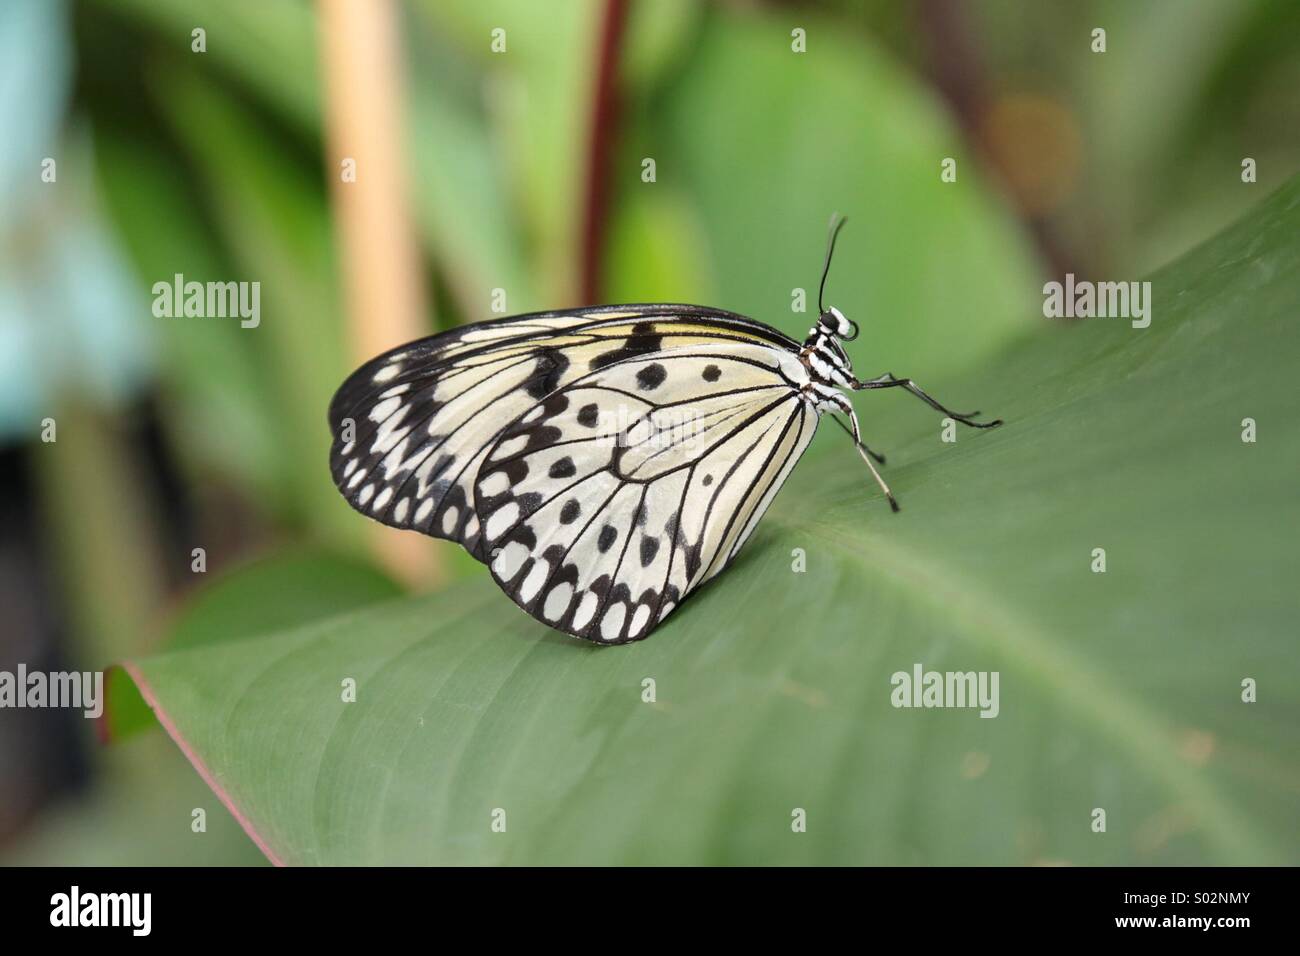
[824,309,857,341]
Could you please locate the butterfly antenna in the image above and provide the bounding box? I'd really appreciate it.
[818,213,848,315]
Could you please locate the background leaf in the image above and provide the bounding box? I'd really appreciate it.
[102,551,402,741]
[2,733,267,866]
[122,178,1300,866]
[608,10,1041,380]
[166,551,403,653]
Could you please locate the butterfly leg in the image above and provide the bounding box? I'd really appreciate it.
[829,415,886,464]
[831,397,899,512]
[853,373,1002,428]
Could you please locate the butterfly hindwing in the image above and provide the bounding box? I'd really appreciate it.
[328,306,800,561]
[474,343,818,643]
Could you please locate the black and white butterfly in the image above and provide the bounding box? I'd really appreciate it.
[327,219,1000,644]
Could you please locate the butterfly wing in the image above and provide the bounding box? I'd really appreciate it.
[328,305,799,560]
[474,341,818,643]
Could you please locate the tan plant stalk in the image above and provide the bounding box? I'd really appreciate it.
[317,0,444,587]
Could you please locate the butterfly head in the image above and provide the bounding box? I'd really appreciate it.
[818,306,858,342]
[804,215,859,386]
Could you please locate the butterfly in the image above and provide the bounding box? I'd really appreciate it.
[327,218,1001,644]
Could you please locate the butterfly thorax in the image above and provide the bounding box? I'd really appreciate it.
[799,306,858,398]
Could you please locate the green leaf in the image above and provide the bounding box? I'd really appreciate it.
[124,178,1300,865]
[103,551,403,741]
[167,551,404,652]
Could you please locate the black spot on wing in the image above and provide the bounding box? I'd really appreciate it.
[528,426,563,452]
[639,535,659,567]
[587,574,613,607]
[636,362,667,390]
[702,364,721,382]
[597,525,618,553]
[548,456,576,479]
[577,403,600,427]
[503,458,531,484]
[665,510,682,543]
[662,584,681,610]
[589,323,663,371]
[683,541,703,582]
[523,348,570,400]
[559,499,581,524]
